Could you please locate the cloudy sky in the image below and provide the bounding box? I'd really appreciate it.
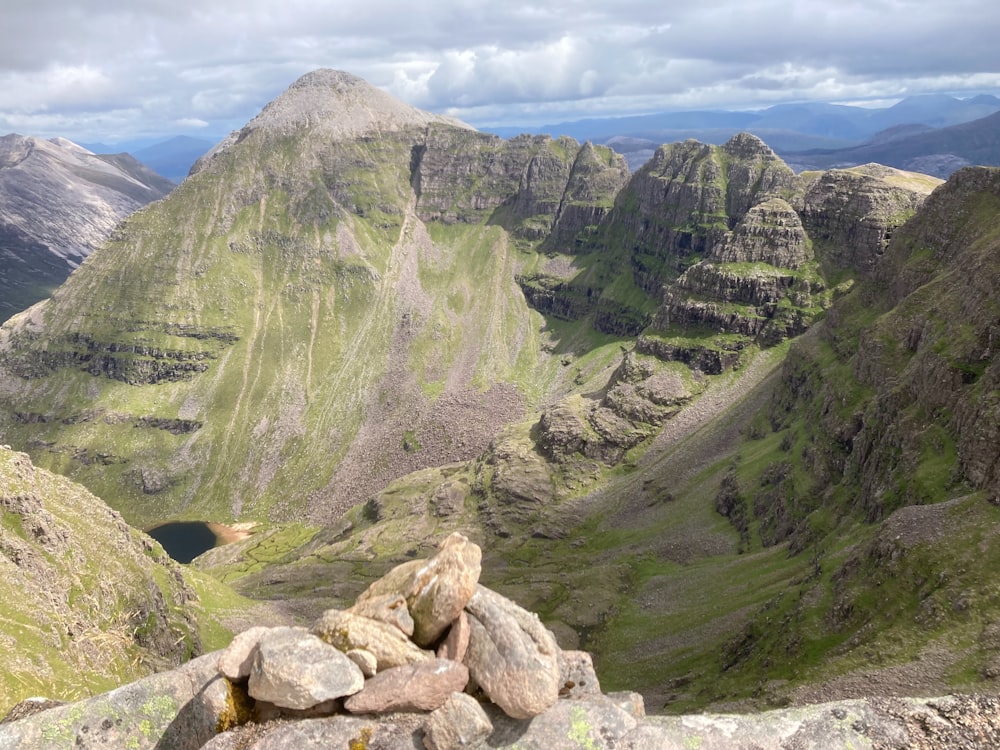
[3,0,999,145]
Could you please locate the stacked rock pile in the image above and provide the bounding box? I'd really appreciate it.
[212,532,624,748]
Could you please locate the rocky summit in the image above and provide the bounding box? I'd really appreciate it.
[5,533,1000,750]
[3,68,1000,730]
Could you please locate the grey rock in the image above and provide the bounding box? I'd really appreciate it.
[463,585,561,719]
[350,593,415,636]
[346,648,378,678]
[558,650,602,699]
[422,692,492,750]
[218,625,271,680]
[486,696,638,749]
[613,694,1000,749]
[344,659,469,714]
[248,627,364,710]
[312,609,433,670]
[606,691,646,719]
[0,652,232,750]
[201,712,426,750]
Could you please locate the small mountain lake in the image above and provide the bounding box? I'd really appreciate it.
[145,521,253,564]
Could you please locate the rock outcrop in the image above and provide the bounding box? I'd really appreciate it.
[795,163,936,275]
[764,166,1000,528]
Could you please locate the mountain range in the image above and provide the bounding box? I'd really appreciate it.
[487,94,1000,176]
[2,69,1000,723]
[781,109,1000,176]
[0,135,174,322]
[487,93,1000,151]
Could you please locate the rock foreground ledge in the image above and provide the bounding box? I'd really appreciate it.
[3,534,1000,749]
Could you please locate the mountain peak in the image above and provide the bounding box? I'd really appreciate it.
[243,68,472,140]
[722,131,777,158]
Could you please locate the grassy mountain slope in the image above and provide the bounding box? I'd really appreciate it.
[0,446,237,714]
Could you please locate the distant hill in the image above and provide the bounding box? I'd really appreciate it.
[130,136,217,183]
[780,110,1000,177]
[0,134,175,322]
[485,94,1000,171]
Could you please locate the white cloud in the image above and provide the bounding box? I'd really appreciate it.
[0,0,997,141]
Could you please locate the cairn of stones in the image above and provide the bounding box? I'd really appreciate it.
[216,532,618,748]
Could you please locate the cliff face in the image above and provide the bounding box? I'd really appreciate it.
[696,168,1000,707]
[0,134,174,322]
[412,129,628,241]
[603,141,936,371]
[795,163,939,275]
[610,134,796,292]
[763,167,1000,526]
[0,446,200,712]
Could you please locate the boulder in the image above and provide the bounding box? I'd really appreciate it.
[218,625,271,680]
[344,659,469,714]
[352,532,482,648]
[0,652,233,750]
[423,692,493,750]
[199,713,427,750]
[312,609,432,670]
[462,585,561,719]
[346,648,378,678]
[486,697,638,749]
[248,627,364,710]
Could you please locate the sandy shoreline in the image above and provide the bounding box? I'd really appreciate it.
[205,521,259,545]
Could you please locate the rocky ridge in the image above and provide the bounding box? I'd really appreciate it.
[0,134,174,321]
[4,533,1000,749]
[0,71,940,529]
